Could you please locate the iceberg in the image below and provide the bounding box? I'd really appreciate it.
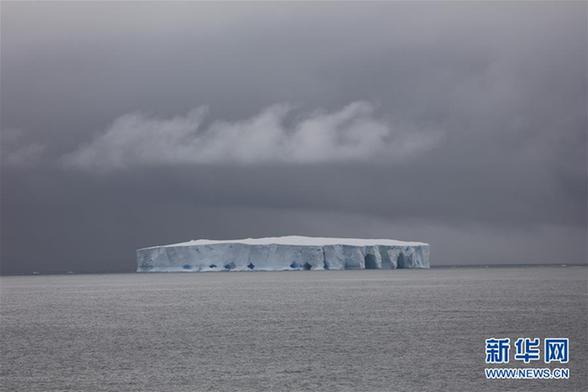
[137,236,430,272]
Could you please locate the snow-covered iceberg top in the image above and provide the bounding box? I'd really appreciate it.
[137,235,430,272]
[142,235,428,249]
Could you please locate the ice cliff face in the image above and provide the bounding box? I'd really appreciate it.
[137,236,430,272]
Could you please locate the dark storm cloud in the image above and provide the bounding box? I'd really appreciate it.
[1,2,586,273]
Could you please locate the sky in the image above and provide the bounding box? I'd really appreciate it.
[1,2,586,274]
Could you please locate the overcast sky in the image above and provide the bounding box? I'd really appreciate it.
[1,2,586,273]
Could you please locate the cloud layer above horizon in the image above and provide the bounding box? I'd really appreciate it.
[61,102,440,171]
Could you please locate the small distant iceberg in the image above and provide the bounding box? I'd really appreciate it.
[137,236,430,272]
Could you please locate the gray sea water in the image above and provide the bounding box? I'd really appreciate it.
[1,266,586,392]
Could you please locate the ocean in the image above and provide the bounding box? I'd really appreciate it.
[1,266,586,391]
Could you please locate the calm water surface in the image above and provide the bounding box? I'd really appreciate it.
[1,267,586,391]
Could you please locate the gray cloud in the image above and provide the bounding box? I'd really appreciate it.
[1,129,46,168]
[62,102,440,171]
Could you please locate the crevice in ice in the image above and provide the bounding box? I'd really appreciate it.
[303,262,312,270]
[322,247,328,270]
[364,254,377,270]
[209,264,217,269]
[397,252,412,268]
[224,262,236,270]
[397,253,404,268]
[139,260,153,271]
[182,264,192,270]
[290,262,301,269]
[247,262,255,270]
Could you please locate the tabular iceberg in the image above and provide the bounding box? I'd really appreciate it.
[137,236,430,272]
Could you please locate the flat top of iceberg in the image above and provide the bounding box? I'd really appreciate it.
[143,235,428,249]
